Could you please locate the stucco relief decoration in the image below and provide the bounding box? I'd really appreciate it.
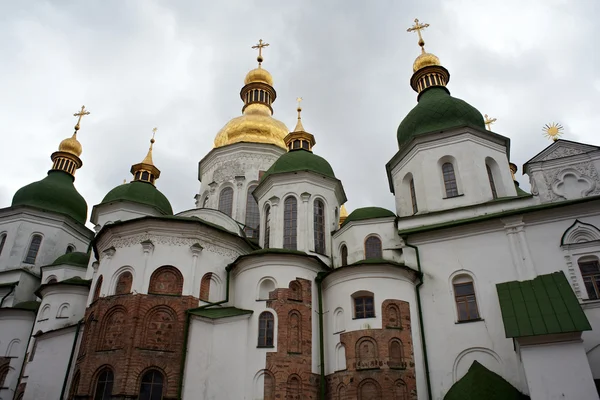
[544,163,600,200]
[540,146,585,161]
[212,161,245,182]
[206,153,277,179]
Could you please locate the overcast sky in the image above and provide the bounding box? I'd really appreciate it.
[1,0,598,223]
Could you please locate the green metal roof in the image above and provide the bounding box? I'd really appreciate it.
[34,277,92,298]
[49,251,90,268]
[101,180,173,215]
[188,306,253,319]
[397,87,485,148]
[444,361,529,400]
[341,207,395,227]
[12,301,41,312]
[261,149,336,181]
[496,271,591,338]
[11,170,88,225]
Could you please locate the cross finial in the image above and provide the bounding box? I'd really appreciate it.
[484,114,497,131]
[296,97,303,111]
[150,127,157,148]
[73,105,90,132]
[407,18,430,52]
[252,39,270,66]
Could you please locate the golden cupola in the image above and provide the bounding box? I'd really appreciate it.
[51,105,90,176]
[283,98,316,151]
[407,18,449,94]
[130,128,161,185]
[213,39,289,150]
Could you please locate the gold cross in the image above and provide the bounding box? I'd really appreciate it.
[407,18,430,49]
[484,114,497,131]
[73,105,90,131]
[296,97,303,110]
[252,39,269,64]
[152,127,157,138]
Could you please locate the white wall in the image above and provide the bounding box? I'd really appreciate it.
[33,286,88,335]
[0,310,35,400]
[91,201,163,231]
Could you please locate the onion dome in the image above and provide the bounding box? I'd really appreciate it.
[214,39,289,150]
[398,20,485,148]
[12,106,90,224]
[339,204,349,226]
[341,207,395,228]
[50,251,90,268]
[99,130,173,215]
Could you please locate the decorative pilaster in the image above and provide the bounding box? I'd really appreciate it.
[269,196,281,248]
[189,243,203,297]
[300,192,311,252]
[502,217,537,280]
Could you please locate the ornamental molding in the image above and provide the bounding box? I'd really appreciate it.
[540,146,585,161]
[543,162,600,200]
[205,153,280,183]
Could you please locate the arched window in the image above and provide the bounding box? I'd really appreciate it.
[578,256,600,299]
[258,278,275,300]
[46,276,58,284]
[93,368,114,400]
[389,339,404,368]
[264,205,271,249]
[364,236,382,259]
[114,271,133,295]
[453,275,480,321]
[394,379,408,400]
[68,370,80,400]
[340,245,348,266]
[24,234,42,264]
[442,162,459,198]
[138,369,164,400]
[283,197,298,250]
[218,187,234,217]
[258,311,274,347]
[93,275,103,301]
[0,233,6,256]
[148,266,183,295]
[57,303,70,318]
[286,375,301,399]
[352,291,375,319]
[66,245,75,254]
[334,308,345,333]
[486,164,498,199]
[245,185,260,238]
[409,178,418,214]
[202,196,209,208]
[358,379,381,399]
[314,199,326,254]
[200,273,212,302]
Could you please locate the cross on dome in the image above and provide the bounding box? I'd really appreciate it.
[73,105,90,132]
[407,18,430,53]
[252,39,270,66]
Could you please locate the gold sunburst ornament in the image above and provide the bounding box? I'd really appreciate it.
[543,122,564,141]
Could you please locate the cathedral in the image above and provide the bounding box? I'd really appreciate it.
[1,20,600,400]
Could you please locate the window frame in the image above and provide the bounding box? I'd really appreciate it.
[352,291,375,319]
[138,369,164,400]
[340,244,348,266]
[409,178,418,214]
[257,311,275,348]
[452,276,481,322]
[486,164,498,199]
[93,368,114,400]
[442,162,460,198]
[244,185,260,238]
[313,199,326,254]
[263,204,271,249]
[0,233,7,257]
[578,257,600,300]
[24,234,43,264]
[364,235,382,260]
[283,196,298,250]
[218,187,234,217]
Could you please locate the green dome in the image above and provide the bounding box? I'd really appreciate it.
[342,207,395,227]
[12,170,88,225]
[50,251,90,268]
[261,149,336,181]
[101,180,173,215]
[397,87,485,148]
[444,361,529,400]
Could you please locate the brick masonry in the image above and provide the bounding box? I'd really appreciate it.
[326,300,417,400]
[72,292,197,400]
[264,278,319,399]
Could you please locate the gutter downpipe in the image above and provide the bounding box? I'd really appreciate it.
[0,283,17,307]
[315,272,327,400]
[404,241,433,400]
[59,320,82,400]
[177,268,231,400]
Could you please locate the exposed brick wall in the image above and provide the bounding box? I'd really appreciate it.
[264,278,319,399]
[326,299,417,400]
[148,266,184,295]
[73,293,198,399]
[114,272,132,295]
[199,273,212,302]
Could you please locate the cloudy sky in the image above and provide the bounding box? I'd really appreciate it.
[1,0,598,223]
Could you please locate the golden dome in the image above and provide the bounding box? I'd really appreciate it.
[413,51,441,72]
[214,103,289,149]
[58,133,83,157]
[244,66,273,86]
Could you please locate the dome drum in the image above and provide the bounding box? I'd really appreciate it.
[410,65,450,95]
[51,151,83,176]
[241,82,276,113]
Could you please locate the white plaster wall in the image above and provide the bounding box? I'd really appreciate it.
[91,202,163,230]
[0,311,35,400]
[22,327,77,400]
[332,218,402,267]
[520,341,599,400]
[321,266,420,382]
[177,208,244,236]
[390,131,516,217]
[231,257,322,377]
[12,272,40,305]
[254,174,343,257]
[33,286,88,334]
[41,265,87,284]
[183,316,250,400]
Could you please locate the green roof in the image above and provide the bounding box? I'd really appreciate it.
[444,361,529,400]
[12,170,88,225]
[225,248,330,272]
[0,281,18,289]
[496,271,591,338]
[261,149,336,182]
[397,87,485,148]
[188,306,253,319]
[12,301,41,312]
[34,277,92,298]
[348,258,405,267]
[101,180,173,215]
[342,207,395,227]
[49,251,90,268]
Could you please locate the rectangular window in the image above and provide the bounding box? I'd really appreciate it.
[579,260,600,299]
[410,179,418,214]
[454,282,480,321]
[354,296,375,319]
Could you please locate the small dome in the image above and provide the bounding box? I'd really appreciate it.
[101,180,173,215]
[12,170,88,224]
[214,104,289,149]
[413,52,441,72]
[51,251,90,268]
[341,207,395,227]
[244,67,273,86]
[58,134,83,157]
[261,149,336,181]
[397,87,485,148]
